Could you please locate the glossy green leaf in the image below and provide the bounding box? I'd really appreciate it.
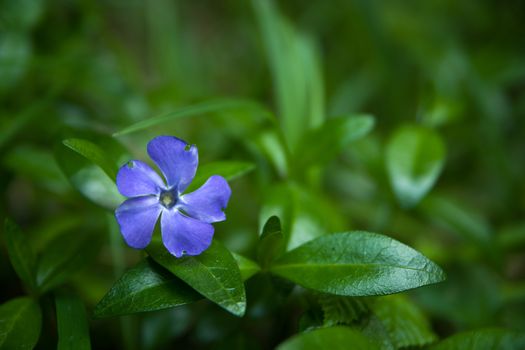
[232,253,261,281]
[296,115,375,170]
[319,294,368,326]
[186,161,255,192]
[62,138,117,181]
[386,125,446,208]
[430,329,525,350]
[94,258,201,318]
[369,295,437,348]
[270,231,446,296]
[147,240,246,317]
[55,139,124,210]
[276,326,377,350]
[257,216,285,269]
[0,297,42,350]
[56,295,91,350]
[36,231,102,293]
[95,253,258,318]
[4,219,37,292]
[113,99,273,136]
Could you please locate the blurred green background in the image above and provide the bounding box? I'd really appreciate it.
[1,0,524,349]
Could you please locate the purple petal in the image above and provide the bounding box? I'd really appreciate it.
[161,209,214,258]
[179,175,231,223]
[116,160,165,197]
[147,136,198,193]
[115,196,162,249]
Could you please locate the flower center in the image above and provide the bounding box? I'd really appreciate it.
[159,190,177,209]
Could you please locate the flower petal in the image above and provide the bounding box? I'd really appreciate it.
[179,175,231,223]
[115,196,162,249]
[160,210,214,258]
[147,136,198,192]
[116,160,165,197]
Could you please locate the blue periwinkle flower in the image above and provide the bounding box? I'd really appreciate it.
[115,136,231,257]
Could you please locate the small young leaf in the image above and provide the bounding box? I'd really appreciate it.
[36,231,102,293]
[147,240,246,317]
[94,259,201,318]
[319,294,368,326]
[113,99,274,136]
[369,295,437,348]
[386,125,446,208]
[429,329,525,350]
[276,326,377,350]
[56,295,91,350]
[186,161,255,192]
[270,231,446,296]
[4,219,37,292]
[231,253,261,281]
[0,297,42,349]
[296,115,375,170]
[257,216,285,269]
[62,138,117,181]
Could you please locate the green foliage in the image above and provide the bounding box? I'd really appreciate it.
[270,231,445,296]
[0,297,42,350]
[257,215,284,269]
[276,326,377,350]
[186,161,255,192]
[386,125,446,208]
[319,294,368,326]
[62,138,118,181]
[146,240,246,317]
[430,329,525,350]
[56,295,91,350]
[4,219,37,292]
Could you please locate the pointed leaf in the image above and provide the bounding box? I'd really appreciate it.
[257,216,285,269]
[386,125,446,208]
[4,219,37,291]
[0,297,42,349]
[62,138,117,181]
[276,326,377,350]
[319,294,368,326]
[270,231,446,296]
[56,295,91,350]
[147,240,246,317]
[94,259,200,318]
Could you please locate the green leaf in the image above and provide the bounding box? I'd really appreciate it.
[36,231,102,293]
[55,139,124,210]
[113,99,273,136]
[147,240,246,317]
[62,138,117,181]
[0,297,42,350]
[296,115,375,170]
[369,295,437,348]
[4,219,37,292]
[186,161,255,192]
[257,216,285,269]
[429,329,525,350]
[319,294,368,326]
[252,0,325,151]
[56,295,91,350]
[276,326,377,350]
[270,231,446,296]
[386,125,446,208]
[260,183,345,251]
[94,258,201,318]
[231,253,261,281]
